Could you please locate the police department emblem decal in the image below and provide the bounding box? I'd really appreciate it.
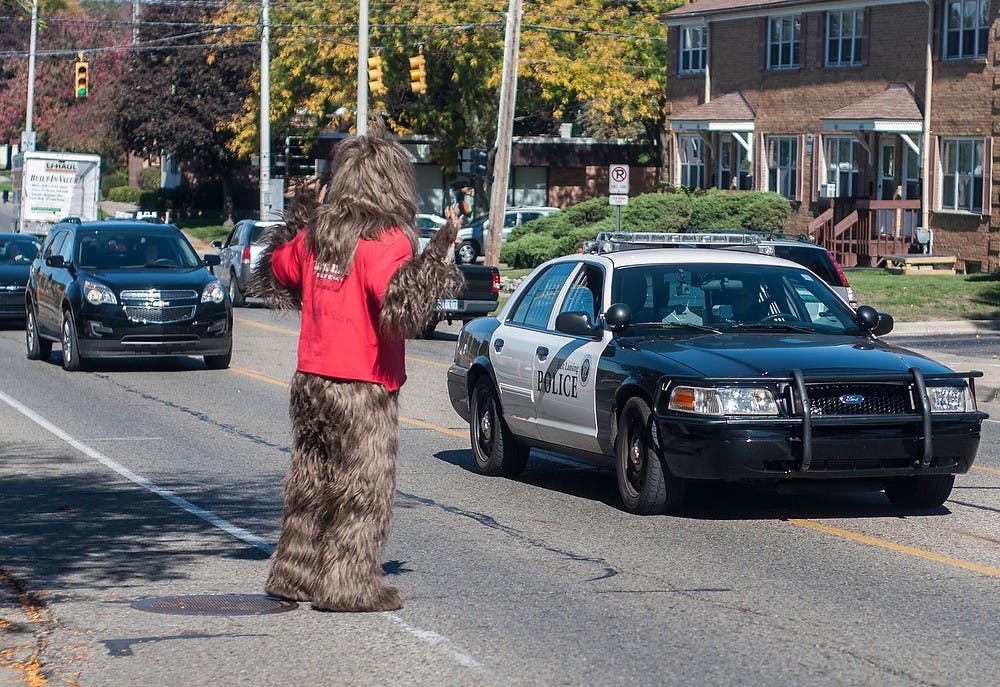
[580,356,592,386]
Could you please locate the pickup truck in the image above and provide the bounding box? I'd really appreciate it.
[423,262,500,337]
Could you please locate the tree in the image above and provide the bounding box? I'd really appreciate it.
[113,3,255,220]
[0,0,129,167]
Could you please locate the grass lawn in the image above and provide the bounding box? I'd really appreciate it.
[181,225,230,245]
[848,269,1000,322]
[495,267,1000,323]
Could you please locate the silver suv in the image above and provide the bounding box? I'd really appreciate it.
[456,206,559,264]
[212,220,284,306]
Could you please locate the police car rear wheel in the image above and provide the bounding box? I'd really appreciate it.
[470,379,529,477]
[616,397,686,515]
[883,474,954,508]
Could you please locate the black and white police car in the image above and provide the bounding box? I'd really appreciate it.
[447,233,987,514]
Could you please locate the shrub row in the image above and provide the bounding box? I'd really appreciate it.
[500,190,792,268]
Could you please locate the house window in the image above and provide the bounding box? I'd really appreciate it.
[768,16,800,69]
[678,135,705,189]
[719,136,752,190]
[827,10,864,66]
[943,0,989,60]
[765,136,797,199]
[939,137,983,212]
[825,136,861,197]
[679,25,706,74]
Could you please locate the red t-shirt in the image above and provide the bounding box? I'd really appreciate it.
[270,228,413,391]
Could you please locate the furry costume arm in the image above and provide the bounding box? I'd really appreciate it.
[379,211,465,338]
[246,221,303,311]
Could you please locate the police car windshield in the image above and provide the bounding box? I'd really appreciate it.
[612,263,856,334]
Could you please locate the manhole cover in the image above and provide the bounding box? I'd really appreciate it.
[131,594,298,616]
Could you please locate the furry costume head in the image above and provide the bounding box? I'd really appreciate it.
[308,132,419,273]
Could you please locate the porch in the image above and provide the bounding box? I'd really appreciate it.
[808,199,924,268]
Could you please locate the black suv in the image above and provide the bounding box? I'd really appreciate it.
[26,220,233,370]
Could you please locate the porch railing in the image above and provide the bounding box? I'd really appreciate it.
[810,200,921,267]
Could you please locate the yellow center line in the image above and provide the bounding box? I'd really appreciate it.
[229,365,466,438]
[236,351,1000,580]
[786,518,1000,578]
[234,316,451,368]
[973,465,1000,475]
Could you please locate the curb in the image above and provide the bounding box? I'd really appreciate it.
[890,319,1000,336]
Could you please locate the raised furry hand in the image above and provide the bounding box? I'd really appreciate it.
[379,207,464,338]
[246,222,302,311]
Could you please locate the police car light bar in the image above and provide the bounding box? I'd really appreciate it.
[586,232,762,254]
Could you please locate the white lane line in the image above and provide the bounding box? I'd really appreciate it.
[0,388,487,674]
[0,388,274,554]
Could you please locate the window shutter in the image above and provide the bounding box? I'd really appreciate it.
[812,134,821,202]
[861,8,871,65]
[932,1,942,61]
[760,19,768,70]
[798,134,807,201]
[818,11,827,68]
[982,135,993,217]
[756,132,766,191]
[798,14,807,70]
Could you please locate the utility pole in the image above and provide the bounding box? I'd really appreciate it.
[22,0,39,152]
[484,0,523,267]
[259,0,272,220]
[357,0,369,136]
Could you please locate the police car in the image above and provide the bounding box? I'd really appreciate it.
[446,233,987,514]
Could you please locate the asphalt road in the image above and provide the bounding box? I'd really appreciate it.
[0,309,998,687]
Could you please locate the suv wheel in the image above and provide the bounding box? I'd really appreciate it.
[229,269,246,307]
[25,304,52,361]
[61,310,85,371]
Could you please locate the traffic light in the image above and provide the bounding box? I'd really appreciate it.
[367,54,385,96]
[472,149,488,177]
[74,60,89,98]
[285,135,314,177]
[409,53,426,94]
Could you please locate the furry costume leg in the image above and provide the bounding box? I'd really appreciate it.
[268,372,403,612]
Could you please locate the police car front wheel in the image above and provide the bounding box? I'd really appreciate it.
[470,379,529,477]
[616,397,686,515]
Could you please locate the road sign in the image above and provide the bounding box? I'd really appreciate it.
[609,164,629,195]
[609,194,629,206]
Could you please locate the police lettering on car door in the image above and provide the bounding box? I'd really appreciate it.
[537,361,580,397]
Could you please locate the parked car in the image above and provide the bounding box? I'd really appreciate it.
[416,213,447,231]
[592,231,858,307]
[212,219,284,306]
[456,206,559,264]
[26,220,232,370]
[447,245,986,514]
[0,233,41,325]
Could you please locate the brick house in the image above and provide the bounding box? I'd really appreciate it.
[664,0,1000,273]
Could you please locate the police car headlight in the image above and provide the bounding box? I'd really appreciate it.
[201,280,226,304]
[668,385,779,416]
[84,280,117,305]
[926,385,974,413]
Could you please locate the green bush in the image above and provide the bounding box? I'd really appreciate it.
[107,185,142,203]
[499,190,793,268]
[100,172,127,199]
[136,166,161,192]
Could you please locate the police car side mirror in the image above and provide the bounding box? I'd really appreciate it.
[555,311,602,339]
[854,305,894,336]
[45,255,65,268]
[604,303,632,331]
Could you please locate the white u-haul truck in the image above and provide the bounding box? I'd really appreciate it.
[10,151,101,236]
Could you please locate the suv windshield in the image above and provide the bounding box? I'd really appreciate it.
[76,231,202,269]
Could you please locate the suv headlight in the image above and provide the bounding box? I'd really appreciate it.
[926,385,974,413]
[668,385,779,416]
[84,280,117,305]
[201,279,226,304]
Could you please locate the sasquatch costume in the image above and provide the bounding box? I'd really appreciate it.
[249,132,463,612]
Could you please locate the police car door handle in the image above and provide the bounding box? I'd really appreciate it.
[493,338,504,352]
[536,346,549,360]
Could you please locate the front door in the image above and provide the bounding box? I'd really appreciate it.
[878,140,897,200]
